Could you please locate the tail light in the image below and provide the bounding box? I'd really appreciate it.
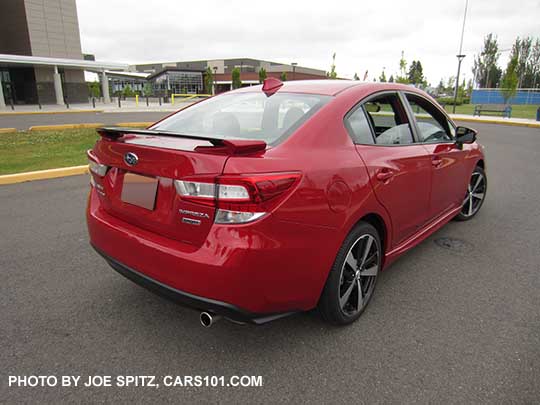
[174,172,301,224]
[87,150,108,194]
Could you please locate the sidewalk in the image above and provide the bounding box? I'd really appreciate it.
[0,99,195,115]
[449,114,540,128]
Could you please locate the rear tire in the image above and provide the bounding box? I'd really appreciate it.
[318,221,381,325]
[454,166,487,221]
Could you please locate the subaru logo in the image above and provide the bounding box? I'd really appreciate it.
[124,152,138,166]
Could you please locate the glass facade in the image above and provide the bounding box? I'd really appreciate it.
[153,71,203,94]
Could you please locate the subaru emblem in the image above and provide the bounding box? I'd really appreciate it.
[124,152,138,166]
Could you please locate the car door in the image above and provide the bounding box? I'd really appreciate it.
[403,93,468,221]
[345,92,433,247]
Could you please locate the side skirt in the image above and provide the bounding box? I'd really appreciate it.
[383,205,462,267]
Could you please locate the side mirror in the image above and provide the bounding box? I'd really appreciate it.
[455,126,477,144]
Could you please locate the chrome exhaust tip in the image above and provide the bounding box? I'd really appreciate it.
[200,312,221,328]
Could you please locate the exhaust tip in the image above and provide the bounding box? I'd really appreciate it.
[200,312,214,328]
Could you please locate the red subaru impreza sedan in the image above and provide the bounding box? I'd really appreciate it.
[87,79,486,326]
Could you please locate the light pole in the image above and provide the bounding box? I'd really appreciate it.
[452,0,469,114]
[291,62,298,81]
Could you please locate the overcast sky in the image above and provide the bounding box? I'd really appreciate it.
[76,0,540,85]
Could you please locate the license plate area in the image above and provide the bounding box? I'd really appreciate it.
[121,172,159,210]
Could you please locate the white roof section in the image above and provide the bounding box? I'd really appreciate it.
[103,70,150,78]
[0,54,128,70]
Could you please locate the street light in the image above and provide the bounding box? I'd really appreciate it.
[291,62,298,81]
[453,54,466,113]
[452,0,469,114]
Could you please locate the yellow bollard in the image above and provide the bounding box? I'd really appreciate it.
[135,94,139,106]
[171,94,175,105]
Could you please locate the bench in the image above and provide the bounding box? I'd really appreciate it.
[473,104,512,118]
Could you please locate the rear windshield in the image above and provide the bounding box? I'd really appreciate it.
[150,92,331,145]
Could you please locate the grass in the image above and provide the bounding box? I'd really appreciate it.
[442,104,539,119]
[0,128,99,175]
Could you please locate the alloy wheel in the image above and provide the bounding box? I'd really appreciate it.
[338,234,380,316]
[461,170,486,217]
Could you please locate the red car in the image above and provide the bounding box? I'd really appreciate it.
[87,79,486,327]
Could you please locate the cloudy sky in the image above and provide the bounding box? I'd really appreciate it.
[76,0,540,85]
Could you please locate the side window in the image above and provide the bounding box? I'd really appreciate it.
[345,106,375,144]
[363,94,414,145]
[405,94,453,143]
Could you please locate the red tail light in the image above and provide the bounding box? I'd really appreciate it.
[174,172,301,223]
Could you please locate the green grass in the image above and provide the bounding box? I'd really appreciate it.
[0,128,99,175]
[442,104,539,119]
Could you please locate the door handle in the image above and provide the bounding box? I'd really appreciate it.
[376,169,394,181]
[432,157,443,167]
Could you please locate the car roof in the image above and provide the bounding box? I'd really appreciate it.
[233,80,420,96]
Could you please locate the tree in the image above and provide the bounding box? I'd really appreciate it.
[328,53,337,79]
[379,69,387,82]
[280,72,287,81]
[472,33,501,88]
[142,82,153,97]
[88,80,101,98]
[258,67,267,83]
[407,60,425,86]
[122,84,134,97]
[353,72,360,81]
[500,51,519,103]
[231,67,242,89]
[396,51,409,83]
[388,75,394,83]
[204,67,214,94]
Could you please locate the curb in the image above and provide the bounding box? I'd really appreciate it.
[114,122,153,127]
[0,128,18,134]
[0,109,103,116]
[452,116,540,128]
[29,123,105,131]
[0,165,88,185]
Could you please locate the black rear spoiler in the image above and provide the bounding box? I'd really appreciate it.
[96,127,267,155]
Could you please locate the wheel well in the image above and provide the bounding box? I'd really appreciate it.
[359,213,387,255]
[476,159,485,169]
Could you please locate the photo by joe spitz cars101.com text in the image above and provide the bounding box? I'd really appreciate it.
[86,78,486,327]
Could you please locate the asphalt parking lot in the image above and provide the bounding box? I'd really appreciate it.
[1,122,539,403]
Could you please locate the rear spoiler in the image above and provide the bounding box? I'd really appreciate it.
[96,127,267,155]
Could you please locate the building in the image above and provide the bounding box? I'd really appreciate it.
[131,58,327,94]
[0,0,125,106]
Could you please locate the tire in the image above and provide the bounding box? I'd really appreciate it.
[454,165,487,221]
[318,221,381,325]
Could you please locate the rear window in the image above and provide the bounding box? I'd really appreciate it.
[151,92,331,145]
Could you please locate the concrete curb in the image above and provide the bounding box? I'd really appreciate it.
[0,109,103,116]
[452,116,540,128]
[0,165,88,185]
[28,123,105,131]
[0,128,18,134]
[114,122,153,127]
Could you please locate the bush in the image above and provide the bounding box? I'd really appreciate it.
[436,97,463,106]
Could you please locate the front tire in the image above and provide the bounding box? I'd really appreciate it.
[318,221,381,325]
[454,165,487,221]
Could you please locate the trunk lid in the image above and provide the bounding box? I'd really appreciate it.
[91,128,260,246]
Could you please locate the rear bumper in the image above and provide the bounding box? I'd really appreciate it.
[87,188,340,316]
[92,245,293,324]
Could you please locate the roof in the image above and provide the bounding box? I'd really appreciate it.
[0,53,128,70]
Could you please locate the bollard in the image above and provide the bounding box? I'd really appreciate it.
[135,94,139,106]
[146,96,149,106]
[10,98,14,110]
[159,97,162,106]
[118,96,121,108]
[92,97,96,108]
[537,106,540,122]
